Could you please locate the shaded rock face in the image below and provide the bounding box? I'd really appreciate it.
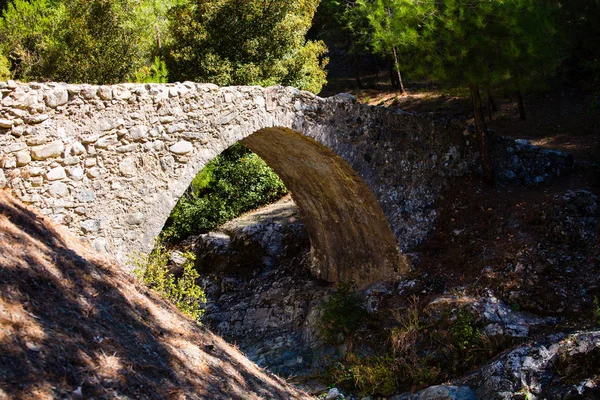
[181,201,337,376]
[460,331,600,400]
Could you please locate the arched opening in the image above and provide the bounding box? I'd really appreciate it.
[159,127,406,287]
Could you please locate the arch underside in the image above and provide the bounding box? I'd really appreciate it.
[242,127,407,286]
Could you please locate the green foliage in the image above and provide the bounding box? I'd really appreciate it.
[327,353,397,396]
[165,0,328,93]
[318,282,367,344]
[162,143,287,241]
[0,0,158,84]
[0,50,9,80]
[133,57,169,83]
[132,245,206,322]
[450,309,480,351]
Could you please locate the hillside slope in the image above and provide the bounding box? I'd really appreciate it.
[0,191,310,400]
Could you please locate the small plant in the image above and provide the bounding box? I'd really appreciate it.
[450,309,480,351]
[318,282,367,344]
[131,245,206,322]
[326,353,397,396]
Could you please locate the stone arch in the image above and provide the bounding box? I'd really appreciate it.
[0,82,478,287]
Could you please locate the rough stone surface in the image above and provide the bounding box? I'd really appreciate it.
[459,331,600,399]
[0,82,571,286]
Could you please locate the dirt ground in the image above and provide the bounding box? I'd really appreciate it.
[0,192,310,400]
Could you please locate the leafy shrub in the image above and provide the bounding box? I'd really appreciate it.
[162,143,287,241]
[327,353,397,396]
[165,0,328,93]
[318,282,367,344]
[132,245,206,322]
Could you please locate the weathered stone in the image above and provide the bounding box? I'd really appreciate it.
[128,125,148,141]
[116,144,138,153]
[127,212,144,225]
[29,176,43,187]
[80,219,100,233]
[44,88,69,108]
[76,189,95,203]
[169,140,193,155]
[6,143,27,153]
[96,135,118,149]
[25,114,49,124]
[31,141,65,160]
[119,157,137,177]
[2,157,16,169]
[69,167,85,181]
[84,158,97,167]
[71,142,86,156]
[15,151,31,166]
[81,134,100,144]
[62,156,80,166]
[86,167,101,179]
[167,123,186,134]
[48,182,69,198]
[0,169,6,189]
[0,119,13,128]
[97,86,113,100]
[45,166,66,181]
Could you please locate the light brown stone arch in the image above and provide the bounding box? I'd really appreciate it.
[241,127,406,286]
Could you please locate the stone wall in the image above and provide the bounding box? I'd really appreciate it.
[0,81,480,286]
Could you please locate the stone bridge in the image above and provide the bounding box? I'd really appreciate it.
[0,81,480,286]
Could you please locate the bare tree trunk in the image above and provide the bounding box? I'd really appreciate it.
[392,46,406,94]
[470,85,493,184]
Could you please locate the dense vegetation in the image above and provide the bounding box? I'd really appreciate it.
[162,143,287,242]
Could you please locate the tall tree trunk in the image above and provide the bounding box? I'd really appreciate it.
[470,85,493,184]
[392,46,406,94]
[353,54,363,90]
[487,89,497,120]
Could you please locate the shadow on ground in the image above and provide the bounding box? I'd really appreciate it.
[0,191,309,400]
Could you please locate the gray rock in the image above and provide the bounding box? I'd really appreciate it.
[44,88,68,108]
[128,125,148,141]
[119,157,137,176]
[80,219,100,233]
[48,182,69,198]
[76,189,95,203]
[325,388,344,400]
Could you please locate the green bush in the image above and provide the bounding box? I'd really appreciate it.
[162,143,287,241]
[318,282,367,344]
[165,0,328,93]
[132,245,206,322]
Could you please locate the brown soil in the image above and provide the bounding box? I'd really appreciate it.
[0,191,310,400]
